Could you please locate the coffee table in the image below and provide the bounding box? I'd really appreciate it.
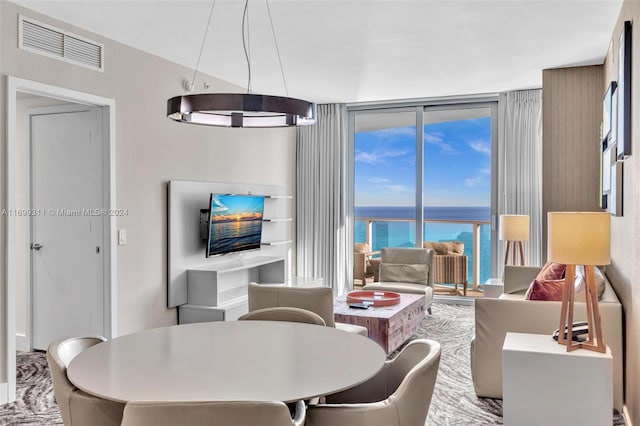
[334,293,425,354]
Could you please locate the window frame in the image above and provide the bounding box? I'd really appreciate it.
[348,96,499,282]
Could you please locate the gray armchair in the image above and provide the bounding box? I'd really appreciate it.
[46,336,124,426]
[238,306,326,325]
[364,247,434,314]
[306,339,441,426]
[248,283,368,336]
[121,400,306,426]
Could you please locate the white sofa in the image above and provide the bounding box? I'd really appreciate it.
[470,266,623,410]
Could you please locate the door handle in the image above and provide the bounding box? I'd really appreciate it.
[31,243,43,251]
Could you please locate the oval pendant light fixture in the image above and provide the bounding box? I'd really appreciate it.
[167,0,316,128]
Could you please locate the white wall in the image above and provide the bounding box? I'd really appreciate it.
[0,0,297,385]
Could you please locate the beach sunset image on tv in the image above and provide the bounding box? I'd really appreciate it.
[207,194,265,256]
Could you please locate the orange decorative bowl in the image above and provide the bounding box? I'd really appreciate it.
[346,290,401,306]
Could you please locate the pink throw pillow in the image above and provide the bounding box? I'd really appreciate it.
[536,262,566,280]
[525,279,565,301]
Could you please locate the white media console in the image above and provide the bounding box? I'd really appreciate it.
[179,256,285,323]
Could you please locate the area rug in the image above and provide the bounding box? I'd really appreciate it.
[416,304,504,425]
[0,303,625,425]
[0,350,61,425]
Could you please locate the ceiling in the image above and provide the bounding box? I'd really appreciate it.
[13,0,623,104]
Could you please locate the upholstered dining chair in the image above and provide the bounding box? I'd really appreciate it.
[365,247,435,314]
[46,336,124,426]
[238,306,326,325]
[120,400,306,426]
[306,339,441,426]
[247,283,369,336]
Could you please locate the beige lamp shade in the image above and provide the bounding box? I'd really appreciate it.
[499,215,530,241]
[547,212,611,265]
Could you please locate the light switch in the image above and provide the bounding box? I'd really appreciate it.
[118,229,127,245]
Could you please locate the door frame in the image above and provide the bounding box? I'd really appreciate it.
[4,76,117,403]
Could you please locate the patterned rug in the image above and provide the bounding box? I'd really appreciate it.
[417,304,504,425]
[0,304,625,425]
[0,351,61,425]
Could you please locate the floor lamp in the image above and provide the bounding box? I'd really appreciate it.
[548,212,610,353]
[499,214,530,266]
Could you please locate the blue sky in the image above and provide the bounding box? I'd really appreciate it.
[355,117,491,207]
[211,194,264,216]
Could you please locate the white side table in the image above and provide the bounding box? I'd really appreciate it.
[503,332,612,426]
[482,278,504,298]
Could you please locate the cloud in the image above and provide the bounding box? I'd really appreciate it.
[365,177,412,193]
[464,165,491,187]
[464,176,486,187]
[368,177,391,184]
[424,132,443,144]
[360,176,413,192]
[376,127,415,138]
[469,140,491,155]
[382,184,411,193]
[355,149,410,165]
[355,152,379,165]
[424,131,457,154]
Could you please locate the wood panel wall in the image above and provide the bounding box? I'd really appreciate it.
[541,65,604,257]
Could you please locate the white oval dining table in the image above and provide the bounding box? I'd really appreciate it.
[67,320,386,403]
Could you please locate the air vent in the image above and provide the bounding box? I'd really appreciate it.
[19,15,104,72]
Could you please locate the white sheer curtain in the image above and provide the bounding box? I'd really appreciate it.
[497,89,543,268]
[296,104,351,295]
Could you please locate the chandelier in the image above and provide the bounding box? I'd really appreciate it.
[167,0,316,128]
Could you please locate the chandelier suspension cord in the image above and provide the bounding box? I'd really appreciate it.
[189,0,217,92]
[242,0,252,94]
[265,0,289,96]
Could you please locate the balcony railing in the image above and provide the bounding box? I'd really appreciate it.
[355,217,491,289]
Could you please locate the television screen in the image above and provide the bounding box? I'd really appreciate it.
[206,194,265,257]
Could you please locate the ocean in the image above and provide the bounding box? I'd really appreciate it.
[209,220,262,256]
[354,206,492,284]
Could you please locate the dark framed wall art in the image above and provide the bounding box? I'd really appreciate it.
[600,141,624,216]
[609,160,623,216]
[616,20,632,159]
[602,81,616,144]
[600,142,612,209]
[611,83,618,145]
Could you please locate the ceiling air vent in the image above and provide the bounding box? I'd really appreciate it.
[19,15,104,72]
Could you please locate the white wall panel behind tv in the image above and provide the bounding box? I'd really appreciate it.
[167,180,291,308]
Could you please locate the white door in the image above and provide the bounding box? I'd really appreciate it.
[31,108,104,350]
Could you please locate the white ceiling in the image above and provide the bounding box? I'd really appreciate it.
[13,0,623,104]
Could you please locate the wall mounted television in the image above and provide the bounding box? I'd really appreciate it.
[206,193,265,257]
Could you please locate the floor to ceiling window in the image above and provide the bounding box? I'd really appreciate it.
[351,100,497,294]
[354,110,417,249]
